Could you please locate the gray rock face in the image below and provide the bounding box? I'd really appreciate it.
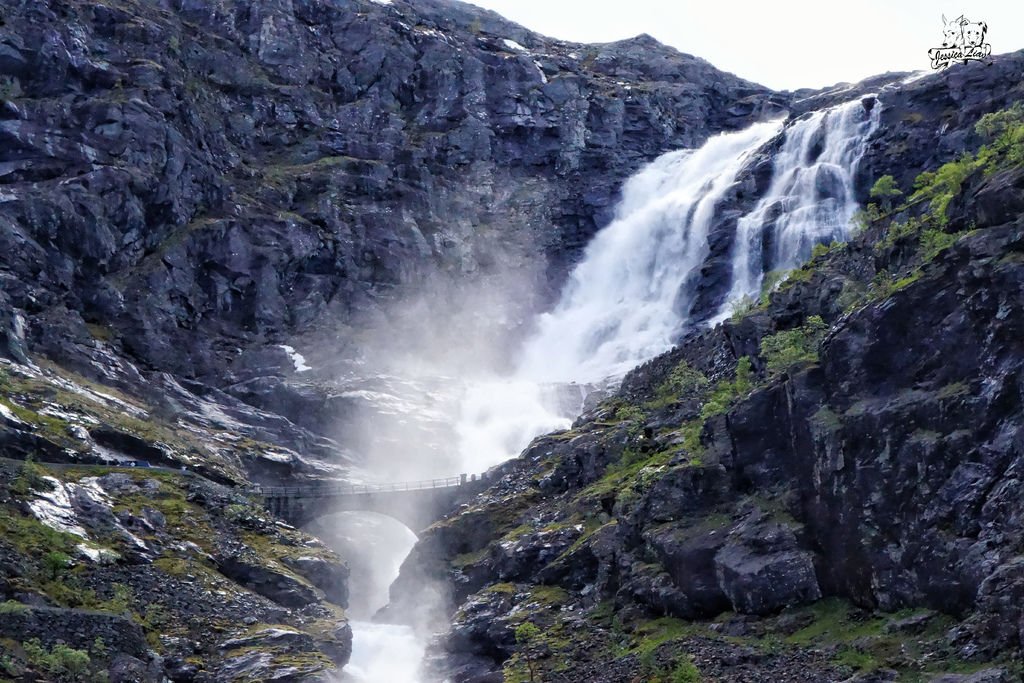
[281,554,350,607]
[0,605,148,659]
[220,627,315,652]
[0,0,779,402]
[714,517,822,616]
[215,553,319,608]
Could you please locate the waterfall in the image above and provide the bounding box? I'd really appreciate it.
[719,98,881,312]
[453,98,880,474]
[452,120,784,473]
[515,119,785,385]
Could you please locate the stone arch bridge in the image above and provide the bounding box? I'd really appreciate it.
[252,473,491,533]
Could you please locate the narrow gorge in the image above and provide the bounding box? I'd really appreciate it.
[1,1,1023,682]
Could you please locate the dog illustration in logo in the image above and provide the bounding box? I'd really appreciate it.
[941,14,965,48]
[962,21,988,48]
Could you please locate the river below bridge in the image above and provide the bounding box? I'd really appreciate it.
[306,510,426,682]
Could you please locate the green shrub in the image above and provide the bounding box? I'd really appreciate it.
[0,652,21,676]
[760,316,828,376]
[851,204,882,236]
[869,175,902,211]
[514,622,542,682]
[0,600,29,614]
[811,241,838,260]
[868,270,922,301]
[910,155,976,224]
[974,102,1024,172]
[671,657,702,683]
[99,583,134,616]
[43,551,71,580]
[729,294,758,322]
[759,270,788,305]
[10,455,48,496]
[680,357,754,454]
[142,603,170,629]
[614,404,644,423]
[655,361,709,401]
[49,644,91,679]
[22,638,94,681]
[920,229,962,261]
[700,357,753,419]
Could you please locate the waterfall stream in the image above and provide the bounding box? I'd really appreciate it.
[338,97,880,682]
[717,99,881,315]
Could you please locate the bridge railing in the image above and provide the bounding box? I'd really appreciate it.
[251,472,487,499]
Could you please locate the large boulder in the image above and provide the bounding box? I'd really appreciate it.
[281,555,350,608]
[215,554,319,608]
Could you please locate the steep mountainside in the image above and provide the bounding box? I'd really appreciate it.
[0,0,788,489]
[2,0,1024,681]
[0,0,777,383]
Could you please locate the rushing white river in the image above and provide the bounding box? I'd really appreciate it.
[338,97,880,682]
[317,512,425,683]
[346,621,425,683]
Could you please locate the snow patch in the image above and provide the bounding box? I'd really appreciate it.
[533,60,548,84]
[502,39,527,52]
[368,0,392,5]
[901,70,931,85]
[0,402,28,427]
[28,477,88,538]
[279,345,312,373]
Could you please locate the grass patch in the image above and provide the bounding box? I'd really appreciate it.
[451,547,488,568]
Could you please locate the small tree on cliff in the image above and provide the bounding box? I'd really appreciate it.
[514,622,542,682]
[870,175,903,212]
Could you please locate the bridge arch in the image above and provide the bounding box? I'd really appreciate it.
[254,474,490,533]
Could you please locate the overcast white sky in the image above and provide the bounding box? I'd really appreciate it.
[465,0,1024,90]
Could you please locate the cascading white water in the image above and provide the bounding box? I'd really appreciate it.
[452,120,784,473]
[516,120,785,385]
[323,513,425,683]
[453,99,880,474]
[719,98,880,311]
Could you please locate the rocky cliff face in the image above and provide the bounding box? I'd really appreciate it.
[0,0,790,488]
[0,0,778,387]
